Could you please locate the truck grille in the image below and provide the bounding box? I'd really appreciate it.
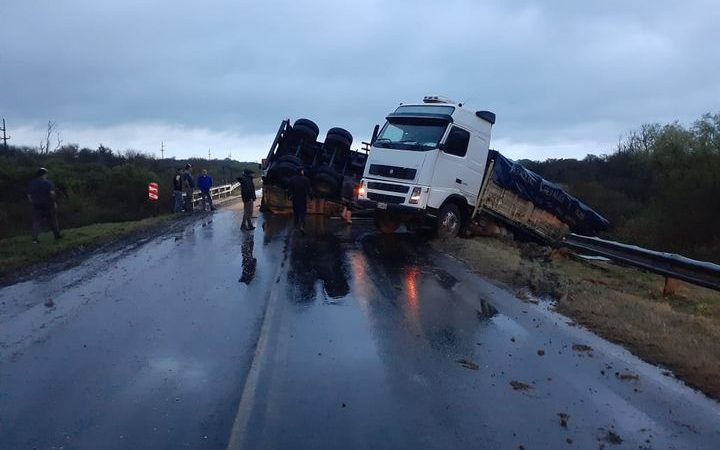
[368,164,417,180]
[367,182,410,193]
[368,192,405,204]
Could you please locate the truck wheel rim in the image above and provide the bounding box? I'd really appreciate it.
[442,212,458,233]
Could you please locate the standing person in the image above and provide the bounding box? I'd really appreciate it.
[173,168,184,212]
[287,168,312,232]
[182,164,195,212]
[198,169,216,211]
[238,169,257,230]
[27,167,63,243]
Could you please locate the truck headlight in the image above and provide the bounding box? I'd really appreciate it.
[409,186,422,204]
[358,182,366,197]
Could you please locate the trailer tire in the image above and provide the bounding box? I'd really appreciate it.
[291,124,319,142]
[277,154,303,167]
[437,203,462,239]
[374,211,400,234]
[294,118,319,135]
[325,127,353,149]
[313,174,339,197]
[266,161,299,185]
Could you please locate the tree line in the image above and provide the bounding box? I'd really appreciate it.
[520,112,720,263]
[0,144,260,239]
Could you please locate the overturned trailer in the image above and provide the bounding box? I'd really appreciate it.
[260,119,368,214]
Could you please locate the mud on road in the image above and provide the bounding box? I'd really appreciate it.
[433,235,720,400]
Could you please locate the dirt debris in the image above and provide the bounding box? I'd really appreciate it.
[433,236,720,400]
[557,412,570,427]
[616,372,640,381]
[598,429,623,445]
[456,359,479,370]
[509,381,533,391]
[572,344,593,353]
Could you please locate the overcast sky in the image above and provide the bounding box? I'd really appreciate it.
[2,0,719,162]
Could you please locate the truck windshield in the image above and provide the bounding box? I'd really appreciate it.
[374,119,448,151]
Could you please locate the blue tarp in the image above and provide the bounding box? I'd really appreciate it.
[489,150,610,235]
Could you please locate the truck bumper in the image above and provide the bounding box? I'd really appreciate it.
[356,199,429,217]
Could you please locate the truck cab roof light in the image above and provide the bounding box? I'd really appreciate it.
[423,95,456,104]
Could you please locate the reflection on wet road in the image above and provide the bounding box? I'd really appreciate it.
[1,210,719,449]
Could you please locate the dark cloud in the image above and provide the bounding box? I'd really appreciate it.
[2,0,719,160]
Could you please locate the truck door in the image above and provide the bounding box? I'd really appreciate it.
[431,126,476,205]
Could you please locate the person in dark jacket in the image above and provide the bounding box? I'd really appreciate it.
[238,169,257,230]
[173,168,184,212]
[197,169,216,211]
[27,168,63,243]
[287,168,312,232]
[182,164,195,212]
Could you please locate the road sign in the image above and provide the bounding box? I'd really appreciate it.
[148,182,159,201]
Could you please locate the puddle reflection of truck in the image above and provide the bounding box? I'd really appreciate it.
[357,96,609,241]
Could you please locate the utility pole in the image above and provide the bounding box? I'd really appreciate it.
[208,148,211,160]
[160,141,165,159]
[0,118,10,150]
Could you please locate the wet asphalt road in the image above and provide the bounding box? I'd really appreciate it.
[1,209,719,449]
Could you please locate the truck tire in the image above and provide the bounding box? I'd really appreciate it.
[374,211,400,234]
[292,124,319,142]
[266,161,299,185]
[437,203,462,239]
[292,119,320,142]
[294,118,319,136]
[277,154,303,167]
[325,127,353,149]
[313,172,340,197]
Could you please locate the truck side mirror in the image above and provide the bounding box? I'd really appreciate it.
[371,124,380,144]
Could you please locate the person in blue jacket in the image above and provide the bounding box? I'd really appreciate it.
[198,169,216,211]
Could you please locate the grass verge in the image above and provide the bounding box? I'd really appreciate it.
[0,215,173,275]
[433,236,720,400]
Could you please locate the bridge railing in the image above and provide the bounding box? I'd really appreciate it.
[186,182,241,208]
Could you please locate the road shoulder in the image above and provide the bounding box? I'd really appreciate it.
[432,235,720,400]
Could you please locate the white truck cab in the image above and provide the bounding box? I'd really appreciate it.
[358,96,496,237]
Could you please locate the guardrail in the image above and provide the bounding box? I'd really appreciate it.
[562,234,720,292]
[189,182,241,208]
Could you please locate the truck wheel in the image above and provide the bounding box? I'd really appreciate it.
[374,211,400,234]
[294,118,319,136]
[266,162,299,185]
[277,155,303,166]
[291,124,319,142]
[312,172,340,197]
[437,203,462,239]
[325,127,353,149]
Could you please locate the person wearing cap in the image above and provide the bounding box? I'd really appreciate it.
[27,168,63,243]
[287,167,312,232]
[182,163,195,212]
[238,169,256,230]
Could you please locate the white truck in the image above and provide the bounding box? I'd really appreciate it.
[357,96,609,241]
